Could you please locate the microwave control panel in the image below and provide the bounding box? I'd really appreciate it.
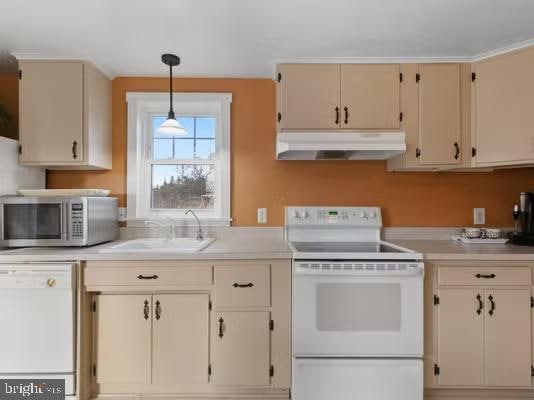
[71,203,84,238]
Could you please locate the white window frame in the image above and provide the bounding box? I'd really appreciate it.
[126,92,232,226]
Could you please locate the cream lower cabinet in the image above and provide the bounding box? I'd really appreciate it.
[211,311,271,386]
[95,295,152,384]
[85,260,291,400]
[95,293,209,386]
[428,264,533,392]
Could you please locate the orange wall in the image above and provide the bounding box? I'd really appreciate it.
[47,77,534,227]
[0,73,19,140]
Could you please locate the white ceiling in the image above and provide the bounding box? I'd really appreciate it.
[1,0,534,78]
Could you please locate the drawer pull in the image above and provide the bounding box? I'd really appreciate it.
[143,300,150,320]
[476,294,483,315]
[137,274,159,280]
[488,295,495,316]
[218,317,225,338]
[233,282,254,288]
[155,300,161,320]
[475,273,496,279]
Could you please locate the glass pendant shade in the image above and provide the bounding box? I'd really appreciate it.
[158,113,187,136]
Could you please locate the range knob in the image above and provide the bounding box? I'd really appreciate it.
[368,211,377,219]
[292,210,300,219]
[46,278,56,288]
[359,211,368,219]
[300,210,309,219]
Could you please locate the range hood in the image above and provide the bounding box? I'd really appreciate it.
[276,131,406,160]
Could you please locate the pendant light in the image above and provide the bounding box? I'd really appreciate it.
[158,53,187,135]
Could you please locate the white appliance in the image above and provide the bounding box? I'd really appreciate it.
[0,137,45,196]
[286,207,424,400]
[276,131,406,160]
[0,263,76,395]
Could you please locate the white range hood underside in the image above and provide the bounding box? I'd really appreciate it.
[276,131,407,160]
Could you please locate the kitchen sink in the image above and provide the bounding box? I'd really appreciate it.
[99,237,215,253]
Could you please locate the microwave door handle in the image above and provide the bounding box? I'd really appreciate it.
[62,202,69,240]
[0,204,4,241]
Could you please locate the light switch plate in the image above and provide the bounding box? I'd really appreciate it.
[257,208,267,224]
[473,208,485,225]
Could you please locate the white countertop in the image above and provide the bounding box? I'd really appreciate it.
[391,239,534,261]
[0,229,293,262]
[1,227,534,263]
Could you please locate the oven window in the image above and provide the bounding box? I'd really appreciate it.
[316,283,401,331]
[3,204,62,240]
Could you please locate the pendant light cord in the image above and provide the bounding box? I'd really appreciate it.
[169,63,174,118]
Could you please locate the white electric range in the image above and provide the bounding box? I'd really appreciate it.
[286,207,424,400]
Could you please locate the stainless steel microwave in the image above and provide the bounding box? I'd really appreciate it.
[0,196,119,247]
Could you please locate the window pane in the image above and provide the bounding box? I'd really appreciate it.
[152,164,215,210]
[196,117,216,138]
[195,139,216,159]
[174,139,195,159]
[153,138,174,159]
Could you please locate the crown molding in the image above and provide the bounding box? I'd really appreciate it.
[471,37,534,62]
[10,52,115,79]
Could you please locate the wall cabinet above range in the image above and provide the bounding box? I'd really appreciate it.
[276,63,401,130]
[18,60,112,170]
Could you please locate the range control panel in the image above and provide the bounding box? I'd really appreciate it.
[285,207,382,227]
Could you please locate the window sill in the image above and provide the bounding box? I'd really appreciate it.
[126,217,232,228]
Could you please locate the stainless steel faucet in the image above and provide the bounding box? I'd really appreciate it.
[185,209,204,241]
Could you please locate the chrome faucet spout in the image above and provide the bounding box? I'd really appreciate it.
[185,209,204,241]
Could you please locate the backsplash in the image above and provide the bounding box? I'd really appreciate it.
[46,77,534,227]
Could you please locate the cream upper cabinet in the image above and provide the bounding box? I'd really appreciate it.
[211,311,271,387]
[152,294,209,385]
[418,64,461,166]
[18,60,111,169]
[436,289,485,386]
[277,63,401,130]
[95,295,151,384]
[277,64,341,129]
[484,289,531,387]
[340,64,400,129]
[473,47,534,167]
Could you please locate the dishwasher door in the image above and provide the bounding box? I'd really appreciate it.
[0,264,76,374]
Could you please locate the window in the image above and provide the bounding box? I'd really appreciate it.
[126,93,231,225]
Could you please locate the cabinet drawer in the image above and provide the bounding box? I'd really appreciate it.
[85,265,212,288]
[214,264,270,308]
[438,267,531,287]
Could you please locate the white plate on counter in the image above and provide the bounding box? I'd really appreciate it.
[17,189,111,197]
[451,235,509,244]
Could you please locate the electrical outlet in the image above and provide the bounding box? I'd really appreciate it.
[257,208,267,224]
[473,208,485,225]
[118,207,127,222]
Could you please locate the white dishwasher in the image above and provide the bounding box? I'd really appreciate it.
[0,263,76,395]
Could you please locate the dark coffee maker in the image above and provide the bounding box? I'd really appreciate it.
[510,192,534,245]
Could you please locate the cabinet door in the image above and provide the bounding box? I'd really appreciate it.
[485,289,531,387]
[211,311,270,386]
[152,294,209,385]
[278,64,340,129]
[95,295,151,384]
[418,64,461,165]
[341,64,400,129]
[474,47,534,166]
[19,61,84,164]
[437,289,484,386]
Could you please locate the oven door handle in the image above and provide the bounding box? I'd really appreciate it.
[294,266,424,277]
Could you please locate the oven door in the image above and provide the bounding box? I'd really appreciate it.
[0,199,68,246]
[293,261,424,357]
